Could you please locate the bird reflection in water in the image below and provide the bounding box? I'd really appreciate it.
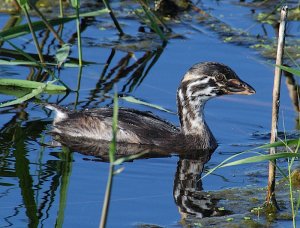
[51,134,232,220]
[174,151,232,219]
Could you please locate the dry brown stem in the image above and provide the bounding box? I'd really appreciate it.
[266,5,288,207]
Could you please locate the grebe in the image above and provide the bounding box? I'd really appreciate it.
[46,62,255,150]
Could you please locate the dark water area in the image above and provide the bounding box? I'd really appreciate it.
[0,0,300,227]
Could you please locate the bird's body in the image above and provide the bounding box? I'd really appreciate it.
[48,106,179,145]
[47,62,255,151]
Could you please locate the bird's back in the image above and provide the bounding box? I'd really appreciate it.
[48,104,180,146]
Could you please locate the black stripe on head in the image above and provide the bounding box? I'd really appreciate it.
[189,62,239,80]
[189,79,216,95]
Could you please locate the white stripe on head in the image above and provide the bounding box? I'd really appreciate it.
[46,105,68,123]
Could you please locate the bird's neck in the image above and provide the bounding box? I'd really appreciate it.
[177,86,217,149]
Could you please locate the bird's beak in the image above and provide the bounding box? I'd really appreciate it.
[223,79,256,95]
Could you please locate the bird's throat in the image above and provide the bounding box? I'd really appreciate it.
[177,88,217,149]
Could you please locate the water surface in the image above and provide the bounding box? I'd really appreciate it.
[0,0,299,227]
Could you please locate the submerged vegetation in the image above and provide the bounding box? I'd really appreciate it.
[0,0,300,227]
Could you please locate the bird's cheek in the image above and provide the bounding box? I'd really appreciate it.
[215,86,227,96]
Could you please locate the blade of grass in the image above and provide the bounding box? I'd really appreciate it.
[136,0,167,42]
[202,150,263,179]
[70,0,83,66]
[0,80,57,108]
[0,79,66,91]
[1,37,70,90]
[259,138,300,149]
[276,65,300,77]
[0,9,108,41]
[74,66,83,108]
[99,91,118,228]
[296,191,300,216]
[221,152,300,168]
[288,160,296,228]
[203,151,299,180]
[109,92,118,162]
[21,4,45,64]
[59,0,64,17]
[55,146,73,228]
[0,59,92,67]
[121,95,174,113]
[204,136,299,179]
[27,1,65,45]
[102,0,124,36]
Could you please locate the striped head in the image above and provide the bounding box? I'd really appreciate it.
[178,62,255,102]
[177,62,255,135]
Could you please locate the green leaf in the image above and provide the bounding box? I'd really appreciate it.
[276,65,300,77]
[70,0,79,8]
[79,9,109,17]
[0,79,66,91]
[202,151,262,179]
[56,44,71,66]
[259,139,300,149]
[0,86,29,97]
[121,96,174,113]
[0,18,74,41]
[221,152,300,167]
[0,60,40,66]
[136,0,167,42]
[17,0,29,7]
[0,9,108,41]
[0,82,47,108]
[0,59,92,68]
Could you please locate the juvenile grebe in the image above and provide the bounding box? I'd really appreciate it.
[46,62,255,150]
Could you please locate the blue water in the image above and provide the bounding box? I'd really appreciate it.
[0,0,299,227]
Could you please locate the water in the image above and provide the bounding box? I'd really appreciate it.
[0,0,299,227]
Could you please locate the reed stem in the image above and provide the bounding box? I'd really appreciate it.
[22,6,45,64]
[59,0,64,18]
[102,0,124,36]
[75,0,83,66]
[266,5,288,207]
[27,1,65,45]
[99,163,114,228]
[99,92,118,228]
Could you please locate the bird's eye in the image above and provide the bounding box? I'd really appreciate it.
[215,73,225,81]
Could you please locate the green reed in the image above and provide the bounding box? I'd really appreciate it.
[136,0,167,42]
[56,146,74,228]
[17,0,44,63]
[70,0,83,66]
[98,91,148,228]
[99,91,118,228]
[102,0,124,36]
